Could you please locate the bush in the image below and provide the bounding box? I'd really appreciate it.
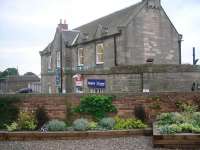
[113,116,147,130]
[159,124,182,134]
[74,95,117,119]
[134,105,146,122]
[180,123,194,132]
[88,121,98,130]
[46,120,66,131]
[192,112,200,126]
[157,113,176,126]
[0,96,20,129]
[35,106,49,129]
[99,117,115,130]
[6,122,18,132]
[17,111,37,131]
[73,118,89,131]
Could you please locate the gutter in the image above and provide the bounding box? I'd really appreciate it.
[66,32,121,48]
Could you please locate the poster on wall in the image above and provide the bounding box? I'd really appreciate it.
[72,74,84,93]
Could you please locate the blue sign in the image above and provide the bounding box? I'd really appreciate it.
[87,79,106,89]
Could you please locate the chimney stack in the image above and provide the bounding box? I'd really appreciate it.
[143,0,161,9]
[57,19,68,31]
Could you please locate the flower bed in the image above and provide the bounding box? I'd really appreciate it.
[0,128,152,141]
[0,95,150,141]
[153,104,200,148]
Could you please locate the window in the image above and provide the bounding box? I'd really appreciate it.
[56,51,60,68]
[48,55,52,70]
[78,48,84,66]
[96,43,104,64]
[48,84,52,94]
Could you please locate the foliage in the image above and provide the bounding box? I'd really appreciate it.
[73,118,89,131]
[180,103,198,113]
[179,123,194,132]
[134,105,146,122]
[17,111,37,131]
[46,120,66,131]
[74,95,117,119]
[35,106,49,129]
[157,108,200,134]
[157,113,176,126]
[113,116,147,130]
[6,122,18,132]
[0,96,20,129]
[99,117,115,130]
[0,68,19,80]
[192,112,200,126]
[159,124,182,134]
[192,126,200,133]
[88,121,98,130]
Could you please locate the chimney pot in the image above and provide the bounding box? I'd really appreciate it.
[60,19,62,24]
[64,19,66,24]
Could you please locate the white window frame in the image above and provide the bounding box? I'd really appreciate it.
[48,84,52,94]
[78,48,84,66]
[48,55,52,70]
[56,51,61,68]
[96,43,104,64]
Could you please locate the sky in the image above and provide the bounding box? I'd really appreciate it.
[0,0,200,76]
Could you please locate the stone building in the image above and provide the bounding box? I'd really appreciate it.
[40,0,200,94]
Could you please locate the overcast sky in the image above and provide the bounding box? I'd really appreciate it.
[0,0,200,76]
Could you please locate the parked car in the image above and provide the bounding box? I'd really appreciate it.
[16,88,32,93]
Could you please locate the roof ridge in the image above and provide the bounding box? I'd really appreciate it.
[74,1,143,30]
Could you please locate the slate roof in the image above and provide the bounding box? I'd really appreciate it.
[74,1,145,42]
[62,30,79,46]
[40,0,146,53]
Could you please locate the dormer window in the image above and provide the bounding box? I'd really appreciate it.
[78,48,84,66]
[96,43,104,64]
[101,27,108,35]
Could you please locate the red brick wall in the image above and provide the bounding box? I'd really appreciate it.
[16,92,200,122]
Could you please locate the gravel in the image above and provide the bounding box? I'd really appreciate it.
[0,136,172,150]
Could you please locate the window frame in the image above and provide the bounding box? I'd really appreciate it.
[78,48,84,66]
[96,43,104,65]
[56,51,61,68]
[48,55,52,70]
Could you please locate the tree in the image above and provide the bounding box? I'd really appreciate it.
[0,68,19,80]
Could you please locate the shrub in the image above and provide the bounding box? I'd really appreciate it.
[192,126,200,133]
[99,117,115,130]
[134,105,146,122]
[192,112,200,126]
[159,124,182,134]
[88,121,98,130]
[6,122,18,132]
[74,95,117,119]
[73,118,89,131]
[46,120,66,131]
[17,111,37,131]
[157,113,176,126]
[113,116,147,130]
[180,103,198,113]
[180,123,194,132]
[0,96,20,129]
[35,106,49,129]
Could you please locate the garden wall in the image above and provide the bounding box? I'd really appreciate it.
[1,92,200,123]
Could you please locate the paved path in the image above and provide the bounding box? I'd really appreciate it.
[0,136,172,150]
